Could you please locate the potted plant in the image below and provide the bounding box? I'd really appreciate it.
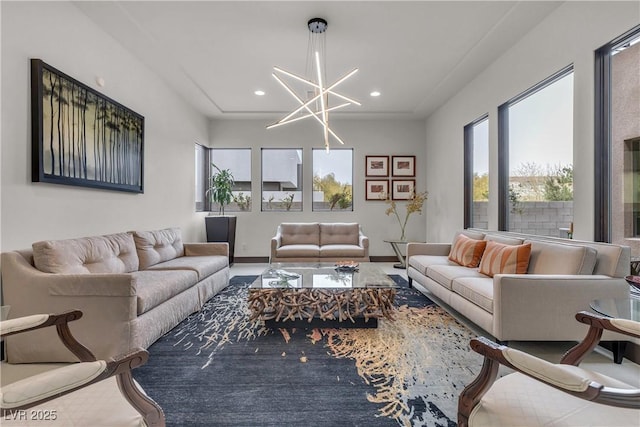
[204,164,237,264]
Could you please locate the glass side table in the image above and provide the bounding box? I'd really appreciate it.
[589,297,639,363]
[383,240,425,269]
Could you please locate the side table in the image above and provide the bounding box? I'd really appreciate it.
[589,297,639,363]
[384,240,424,269]
[631,256,640,276]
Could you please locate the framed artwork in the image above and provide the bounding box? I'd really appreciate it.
[31,59,145,193]
[392,179,416,200]
[365,179,389,200]
[365,155,389,177]
[392,155,416,177]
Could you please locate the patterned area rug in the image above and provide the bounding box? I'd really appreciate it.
[134,275,482,426]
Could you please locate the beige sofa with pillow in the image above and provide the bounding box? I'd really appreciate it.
[2,227,230,363]
[270,222,369,263]
[407,230,631,342]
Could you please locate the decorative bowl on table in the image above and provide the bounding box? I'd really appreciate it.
[335,260,359,272]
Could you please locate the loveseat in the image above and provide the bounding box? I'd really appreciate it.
[407,230,631,343]
[2,227,230,363]
[270,222,369,263]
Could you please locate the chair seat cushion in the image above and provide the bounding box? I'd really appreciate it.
[146,256,228,281]
[132,270,199,315]
[469,370,638,427]
[319,244,365,258]
[275,244,320,258]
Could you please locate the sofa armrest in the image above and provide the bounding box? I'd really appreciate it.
[184,242,229,257]
[359,233,369,249]
[492,274,629,341]
[407,243,451,258]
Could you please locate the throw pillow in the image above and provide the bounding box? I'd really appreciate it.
[448,234,487,268]
[479,240,532,277]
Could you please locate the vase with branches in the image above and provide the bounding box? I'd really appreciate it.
[383,190,428,241]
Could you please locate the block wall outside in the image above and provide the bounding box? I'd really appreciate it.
[472,201,574,238]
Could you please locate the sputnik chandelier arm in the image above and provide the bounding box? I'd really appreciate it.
[266,17,360,151]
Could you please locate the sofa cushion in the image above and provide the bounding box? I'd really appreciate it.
[479,241,532,278]
[132,228,184,270]
[275,244,320,258]
[427,264,487,290]
[280,223,320,246]
[526,240,596,275]
[146,256,228,281]
[448,234,487,268]
[408,255,456,276]
[484,234,525,246]
[452,277,494,313]
[319,223,359,246]
[32,233,139,274]
[319,244,365,258]
[132,270,199,315]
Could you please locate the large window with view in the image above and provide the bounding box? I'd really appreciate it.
[209,149,252,212]
[312,149,353,211]
[261,148,303,211]
[464,116,489,229]
[498,66,574,237]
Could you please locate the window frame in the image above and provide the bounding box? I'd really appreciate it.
[463,114,489,229]
[594,25,640,242]
[497,65,574,231]
[311,148,354,212]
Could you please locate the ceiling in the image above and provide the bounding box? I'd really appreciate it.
[73,1,562,121]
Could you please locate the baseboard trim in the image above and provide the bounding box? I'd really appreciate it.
[369,256,399,263]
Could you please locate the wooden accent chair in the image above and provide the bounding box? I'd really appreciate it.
[458,311,640,426]
[1,310,165,426]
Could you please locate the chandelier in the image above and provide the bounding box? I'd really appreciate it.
[267,18,360,152]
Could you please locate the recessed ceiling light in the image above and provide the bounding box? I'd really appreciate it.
[254,90,265,96]
[370,91,381,97]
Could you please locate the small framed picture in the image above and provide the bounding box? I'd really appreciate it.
[392,155,416,177]
[365,180,389,200]
[365,155,389,177]
[392,179,415,200]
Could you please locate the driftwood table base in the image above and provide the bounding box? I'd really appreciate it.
[247,288,396,327]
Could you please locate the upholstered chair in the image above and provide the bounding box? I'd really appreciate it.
[458,311,640,426]
[1,310,165,426]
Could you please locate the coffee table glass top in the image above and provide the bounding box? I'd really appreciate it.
[590,297,640,322]
[251,262,396,289]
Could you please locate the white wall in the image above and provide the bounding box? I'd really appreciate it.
[424,1,640,243]
[208,118,427,257]
[1,1,209,251]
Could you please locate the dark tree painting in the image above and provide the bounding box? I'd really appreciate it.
[31,59,144,193]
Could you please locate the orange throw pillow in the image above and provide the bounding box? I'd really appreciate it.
[479,240,532,277]
[448,234,487,268]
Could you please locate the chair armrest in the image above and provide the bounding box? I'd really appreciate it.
[407,243,451,258]
[184,242,229,257]
[1,311,81,337]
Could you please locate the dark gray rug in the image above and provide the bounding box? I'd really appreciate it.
[134,275,481,426]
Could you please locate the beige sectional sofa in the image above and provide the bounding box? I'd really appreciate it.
[2,227,230,363]
[270,222,370,263]
[407,230,631,342]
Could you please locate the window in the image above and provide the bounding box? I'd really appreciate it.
[195,146,251,212]
[498,66,574,237]
[595,25,640,243]
[210,149,252,212]
[464,115,489,229]
[312,148,353,211]
[261,148,303,211]
[195,144,206,211]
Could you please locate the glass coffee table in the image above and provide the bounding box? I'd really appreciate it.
[590,297,640,363]
[248,262,397,328]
